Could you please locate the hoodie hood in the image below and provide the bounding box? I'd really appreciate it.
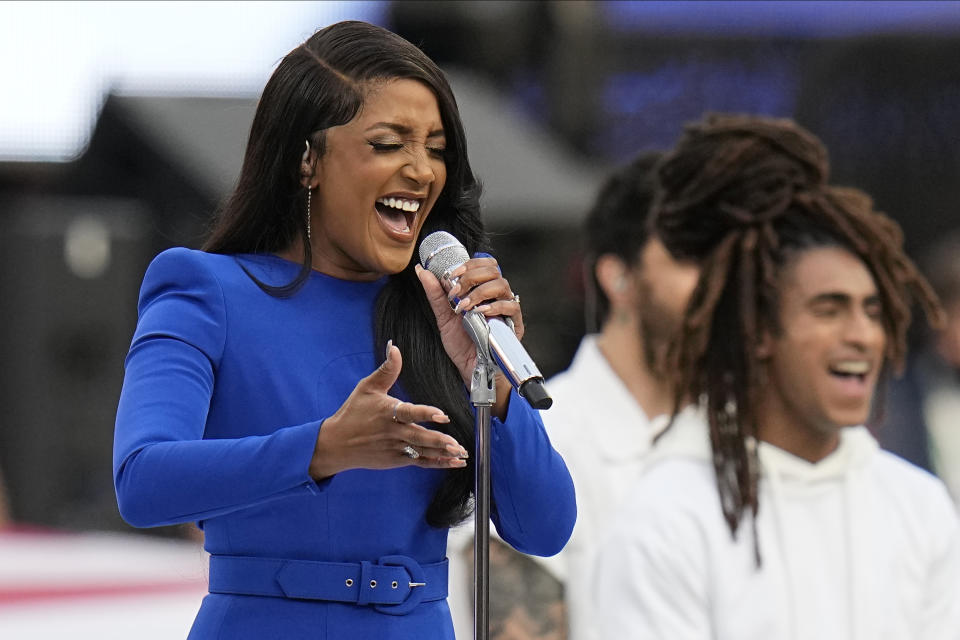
[759,426,878,489]
[646,405,879,483]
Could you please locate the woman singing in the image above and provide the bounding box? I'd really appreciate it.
[113,20,575,639]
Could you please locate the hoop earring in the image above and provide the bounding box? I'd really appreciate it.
[306,187,312,242]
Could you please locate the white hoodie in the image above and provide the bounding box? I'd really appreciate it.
[593,408,960,640]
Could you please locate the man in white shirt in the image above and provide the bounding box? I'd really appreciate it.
[448,152,700,640]
[595,114,960,640]
[537,152,698,640]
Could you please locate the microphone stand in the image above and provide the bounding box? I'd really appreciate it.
[464,312,497,640]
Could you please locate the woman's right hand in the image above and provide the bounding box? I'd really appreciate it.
[308,342,469,480]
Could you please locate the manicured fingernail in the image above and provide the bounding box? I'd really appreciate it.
[474,304,491,314]
[385,339,393,360]
[433,412,450,423]
[454,297,470,314]
[451,265,466,277]
[448,283,461,297]
[415,264,423,274]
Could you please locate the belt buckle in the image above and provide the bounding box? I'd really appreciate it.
[373,555,426,616]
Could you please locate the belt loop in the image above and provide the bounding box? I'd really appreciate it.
[356,560,374,606]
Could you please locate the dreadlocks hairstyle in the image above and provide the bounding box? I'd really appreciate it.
[653,113,943,562]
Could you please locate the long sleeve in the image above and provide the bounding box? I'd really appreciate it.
[113,249,323,528]
[487,390,576,557]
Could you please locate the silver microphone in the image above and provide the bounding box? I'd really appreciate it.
[419,231,552,410]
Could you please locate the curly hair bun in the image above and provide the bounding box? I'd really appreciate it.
[655,114,830,252]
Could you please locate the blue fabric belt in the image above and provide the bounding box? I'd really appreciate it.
[208,554,448,616]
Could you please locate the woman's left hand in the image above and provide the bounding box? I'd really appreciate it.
[416,257,524,419]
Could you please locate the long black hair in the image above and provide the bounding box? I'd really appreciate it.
[203,21,485,527]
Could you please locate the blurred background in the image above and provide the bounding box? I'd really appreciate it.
[1,1,959,637]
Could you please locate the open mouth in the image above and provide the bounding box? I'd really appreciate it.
[828,360,871,384]
[375,196,420,234]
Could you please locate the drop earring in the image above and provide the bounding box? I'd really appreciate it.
[302,139,312,242]
[306,187,312,242]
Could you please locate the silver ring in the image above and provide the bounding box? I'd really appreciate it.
[392,401,402,423]
[512,293,520,304]
[402,445,421,459]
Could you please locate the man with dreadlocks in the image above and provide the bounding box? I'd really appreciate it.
[593,114,960,639]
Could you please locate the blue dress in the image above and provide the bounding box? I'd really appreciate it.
[113,248,576,639]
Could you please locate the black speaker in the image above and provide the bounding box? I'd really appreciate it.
[0,196,151,531]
